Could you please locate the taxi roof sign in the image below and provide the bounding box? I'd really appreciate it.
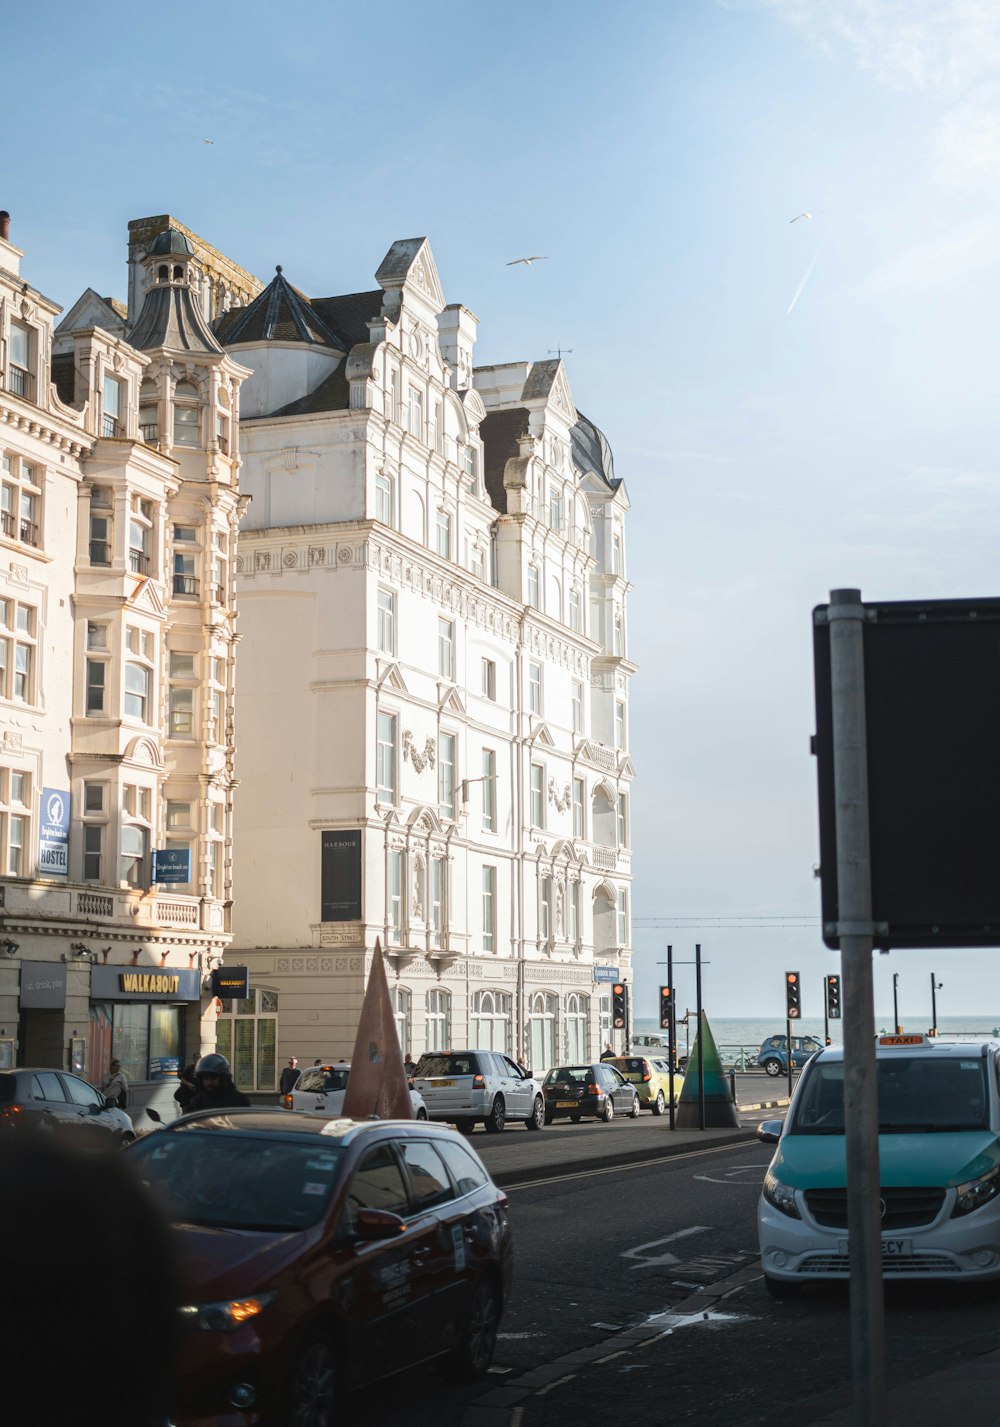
[877,1033,927,1046]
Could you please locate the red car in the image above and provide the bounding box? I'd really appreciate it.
[128,1108,513,1426]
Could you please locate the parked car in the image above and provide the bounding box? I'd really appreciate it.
[0,1067,135,1147]
[611,1054,676,1114]
[757,1034,1000,1295]
[542,1063,640,1124]
[414,1050,545,1133]
[128,1109,513,1425]
[757,1035,823,1077]
[285,1062,428,1118]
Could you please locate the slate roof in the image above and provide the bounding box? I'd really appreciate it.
[129,281,222,354]
[215,268,342,349]
[310,291,384,350]
[146,229,194,258]
[480,406,530,514]
[268,363,351,418]
[572,412,617,489]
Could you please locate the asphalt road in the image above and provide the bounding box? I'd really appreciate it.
[363,1130,1000,1427]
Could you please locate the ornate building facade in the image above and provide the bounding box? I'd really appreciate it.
[0,212,246,1109]
[221,236,636,1075]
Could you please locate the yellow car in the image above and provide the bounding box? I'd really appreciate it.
[610,1054,676,1115]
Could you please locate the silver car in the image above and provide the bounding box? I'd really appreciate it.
[286,1061,427,1118]
[414,1050,545,1133]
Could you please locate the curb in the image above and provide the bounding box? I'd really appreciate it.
[737,1098,790,1111]
[489,1126,759,1188]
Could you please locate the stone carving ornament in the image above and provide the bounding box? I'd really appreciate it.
[403,730,436,774]
[548,778,571,813]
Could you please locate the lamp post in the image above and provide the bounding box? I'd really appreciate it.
[931,975,942,1037]
[893,972,901,1034]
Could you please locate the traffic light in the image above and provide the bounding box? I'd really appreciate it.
[659,985,672,1029]
[612,982,628,1029]
[825,974,841,1020]
[785,971,801,1019]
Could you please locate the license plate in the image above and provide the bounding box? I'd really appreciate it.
[433,1079,456,1088]
[556,1100,577,1109]
[838,1237,913,1258]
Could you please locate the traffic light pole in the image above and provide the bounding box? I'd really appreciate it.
[695,943,704,1131]
[667,943,676,1130]
[827,587,886,1427]
[823,984,830,1047]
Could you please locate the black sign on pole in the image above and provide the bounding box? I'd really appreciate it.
[813,597,1000,950]
[321,830,362,922]
[211,966,249,999]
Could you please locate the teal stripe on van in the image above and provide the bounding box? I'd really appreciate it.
[773,1132,1000,1189]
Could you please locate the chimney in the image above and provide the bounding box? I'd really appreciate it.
[0,212,9,243]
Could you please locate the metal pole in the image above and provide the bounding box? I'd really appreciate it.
[824,979,830,1047]
[668,944,676,1130]
[695,943,704,1131]
[786,1014,794,1098]
[827,587,885,1427]
[931,974,938,1036]
[893,972,900,1034]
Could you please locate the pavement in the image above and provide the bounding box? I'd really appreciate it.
[462,1093,1000,1427]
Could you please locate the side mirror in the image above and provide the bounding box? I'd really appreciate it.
[757,1119,782,1144]
[354,1207,406,1241]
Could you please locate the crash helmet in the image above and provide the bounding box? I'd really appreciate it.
[195,1053,231,1077]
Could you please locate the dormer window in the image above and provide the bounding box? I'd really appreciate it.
[7,322,33,402]
[173,381,200,447]
[102,374,123,438]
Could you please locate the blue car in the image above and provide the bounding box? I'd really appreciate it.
[757,1034,822,1077]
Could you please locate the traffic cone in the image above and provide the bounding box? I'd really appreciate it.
[675,1011,740,1128]
[340,940,413,1120]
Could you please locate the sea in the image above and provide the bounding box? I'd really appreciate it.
[632,1015,1000,1056]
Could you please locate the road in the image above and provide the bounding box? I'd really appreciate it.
[363,1125,1000,1427]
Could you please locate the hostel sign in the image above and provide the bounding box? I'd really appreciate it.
[38,788,69,877]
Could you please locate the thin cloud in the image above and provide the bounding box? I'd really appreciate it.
[850,215,1000,299]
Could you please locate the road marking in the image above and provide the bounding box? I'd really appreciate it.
[693,1164,767,1185]
[622,1225,710,1270]
[503,1139,762,1192]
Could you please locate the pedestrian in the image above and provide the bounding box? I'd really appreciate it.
[173,1060,197,1113]
[102,1057,128,1108]
[0,1133,183,1427]
[186,1053,251,1111]
[600,1042,616,1062]
[403,1050,418,1076]
[279,1056,300,1095]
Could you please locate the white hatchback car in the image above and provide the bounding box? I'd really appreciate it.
[286,1062,428,1118]
[413,1050,546,1133]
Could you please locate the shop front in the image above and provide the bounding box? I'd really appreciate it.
[88,964,203,1115]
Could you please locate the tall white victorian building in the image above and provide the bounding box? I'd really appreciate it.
[222,237,636,1073]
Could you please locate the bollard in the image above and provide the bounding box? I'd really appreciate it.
[729,1068,737,1106]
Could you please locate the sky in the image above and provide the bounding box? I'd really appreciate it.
[6,0,1000,1022]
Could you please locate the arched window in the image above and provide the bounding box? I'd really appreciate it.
[471,990,511,1054]
[391,986,411,1055]
[592,886,616,957]
[425,988,451,1053]
[157,265,168,282]
[592,785,616,847]
[527,991,557,1075]
[565,993,589,1063]
[173,381,200,448]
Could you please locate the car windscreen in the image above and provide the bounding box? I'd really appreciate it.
[417,1055,477,1077]
[543,1067,591,1085]
[612,1058,648,1076]
[130,1132,345,1230]
[790,1056,990,1134]
[297,1067,349,1094]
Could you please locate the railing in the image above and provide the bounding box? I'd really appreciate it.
[77,891,114,917]
[18,519,37,547]
[1,510,13,538]
[212,583,225,605]
[89,540,111,565]
[592,846,618,870]
[8,365,32,400]
[156,899,199,926]
[129,548,150,575]
[173,575,199,596]
[102,415,121,438]
[139,422,158,444]
[582,741,616,772]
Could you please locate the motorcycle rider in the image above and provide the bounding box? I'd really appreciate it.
[186,1053,251,1111]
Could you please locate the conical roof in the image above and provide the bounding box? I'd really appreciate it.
[129,279,222,355]
[216,267,342,350]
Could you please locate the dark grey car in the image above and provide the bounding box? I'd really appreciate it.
[0,1067,135,1146]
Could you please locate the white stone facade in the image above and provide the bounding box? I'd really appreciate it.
[0,213,246,1109]
[227,237,636,1075]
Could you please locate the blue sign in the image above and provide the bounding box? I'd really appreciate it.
[38,788,69,877]
[593,965,621,983]
[152,848,191,884]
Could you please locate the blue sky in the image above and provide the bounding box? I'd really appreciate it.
[7,1,1000,1020]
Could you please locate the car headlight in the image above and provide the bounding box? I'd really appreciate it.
[952,1166,1000,1218]
[179,1291,277,1332]
[762,1167,801,1219]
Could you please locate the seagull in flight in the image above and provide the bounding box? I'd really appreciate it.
[507,256,548,267]
[203,138,215,144]
[790,212,812,222]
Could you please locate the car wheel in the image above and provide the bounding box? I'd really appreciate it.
[569,1112,582,1123]
[763,1059,782,1078]
[764,1274,802,1300]
[628,1094,640,1118]
[287,1327,339,1427]
[442,1274,502,1381]
[524,1094,545,1130]
[601,1097,614,1123]
[415,1107,428,1121]
[652,1089,666,1116]
[484,1096,506,1134]
[455,1118,476,1135]
[543,1112,554,1126]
